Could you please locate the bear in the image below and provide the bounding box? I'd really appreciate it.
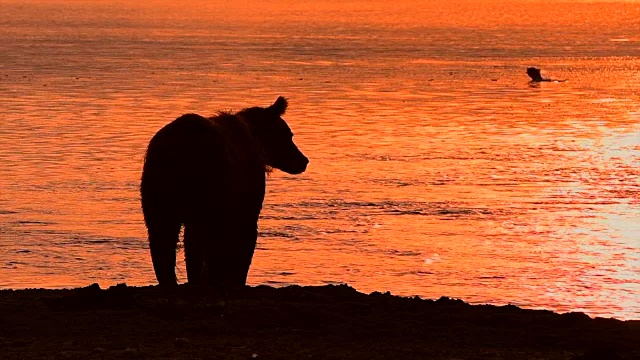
[140,96,308,290]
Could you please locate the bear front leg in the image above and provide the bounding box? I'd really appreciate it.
[223,224,258,289]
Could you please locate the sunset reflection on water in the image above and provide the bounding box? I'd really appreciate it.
[0,0,638,319]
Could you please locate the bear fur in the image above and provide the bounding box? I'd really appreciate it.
[140,97,308,290]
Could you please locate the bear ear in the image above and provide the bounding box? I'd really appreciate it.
[269,96,288,115]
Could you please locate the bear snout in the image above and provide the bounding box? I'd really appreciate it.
[282,155,308,175]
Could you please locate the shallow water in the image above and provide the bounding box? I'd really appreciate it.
[0,0,639,319]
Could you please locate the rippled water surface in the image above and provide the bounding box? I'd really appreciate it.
[1,0,639,319]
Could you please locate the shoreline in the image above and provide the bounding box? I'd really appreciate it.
[1,283,639,359]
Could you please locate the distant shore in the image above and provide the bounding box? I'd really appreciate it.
[1,284,638,360]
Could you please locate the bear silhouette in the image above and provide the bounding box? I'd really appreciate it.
[140,97,308,290]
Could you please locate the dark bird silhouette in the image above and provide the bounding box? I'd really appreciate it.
[527,67,566,83]
[527,67,548,82]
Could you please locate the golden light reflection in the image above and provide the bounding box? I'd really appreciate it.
[0,0,639,319]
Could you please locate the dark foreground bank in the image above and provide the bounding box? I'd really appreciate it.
[1,284,638,360]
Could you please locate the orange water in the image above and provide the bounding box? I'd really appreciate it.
[0,0,639,319]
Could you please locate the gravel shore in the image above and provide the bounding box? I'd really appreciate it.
[1,283,638,359]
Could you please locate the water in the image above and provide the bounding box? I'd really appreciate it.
[0,0,639,320]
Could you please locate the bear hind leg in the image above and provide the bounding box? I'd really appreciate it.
[183,223,209,286]
[148,221,181,287]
